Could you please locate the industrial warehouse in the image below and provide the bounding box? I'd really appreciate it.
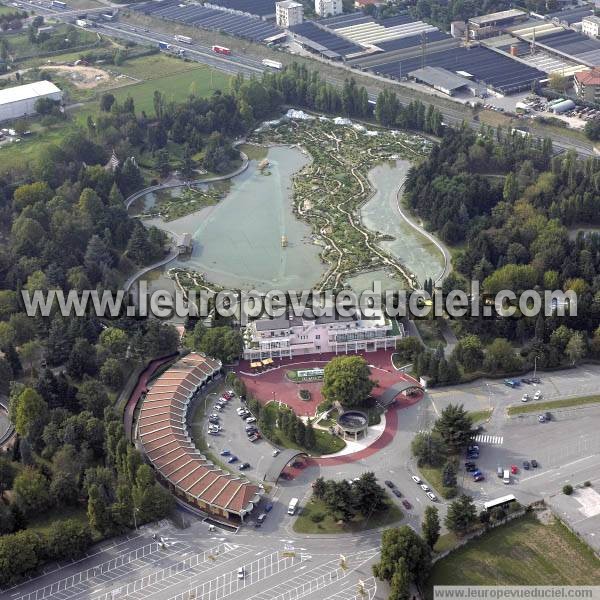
[0,80,62,123]
[137,353,262,522]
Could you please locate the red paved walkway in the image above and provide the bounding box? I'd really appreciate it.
[234,349,416,417]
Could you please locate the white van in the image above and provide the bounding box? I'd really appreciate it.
[288,497,299,515]
[503,469,510,484]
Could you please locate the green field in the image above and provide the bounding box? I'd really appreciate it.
[113,53,203,80]
[293,496,402,534]
[419,464,456,499]
[507,394,600,416]
[0,3,16,15]
[468,409,492,423]
[113,66,231,114]
[427,515,600,593]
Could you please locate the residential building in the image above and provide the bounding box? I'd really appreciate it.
[137,353,262,522]
[0,81,62,122]
[575,68,600,102]
[315,0,342,18]
[275,0,303,28]
[582,15,600,38]
[243,309,405,359]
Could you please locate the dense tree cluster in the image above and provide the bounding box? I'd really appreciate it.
[312,473,388,522]
[375,91,443,134]
[404,125,600,373]
[321,355,374,408]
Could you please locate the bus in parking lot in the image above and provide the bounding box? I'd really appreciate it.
[484,494,517,511]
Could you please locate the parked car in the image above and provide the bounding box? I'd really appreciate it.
[264,503,273,512]
[534,390,543,400]
[504,379,520,388]
[248,433,260,442]
[210,413,219,419]
[468,444,479,452]
[420,483,430,492]
[521,377,533,384]
[228,456,238,464]
[531,459,538,468]
[544,411,552,421]
[538,414,546,423]
[255,513,267,527]
[208,430,219,436]
[411,475,421,484]
[511,464,518,474]
[237,567,245,579]
[236,407,245,415]
[402,499,412,509]
[272,449,280,457]
[426,492,437,501]
[246,417,257,424]
[531,377,541,384]
[220,449,231,456]
[393,489,402,497]
[521,394,530,402]
[384,480,395,488]
[523,460,530,470]
[497,466,503,478]
[473,473,485,482]
[238,462,250,470]
[465,463,477,472]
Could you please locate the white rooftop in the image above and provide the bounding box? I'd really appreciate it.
[276,0,303,7]
[0,81,62,106]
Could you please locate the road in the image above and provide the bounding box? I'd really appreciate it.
[19,0,597,157]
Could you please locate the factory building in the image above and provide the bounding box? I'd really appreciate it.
[468,9,528,39]
[575,68,600,102]
[0,81,62,123]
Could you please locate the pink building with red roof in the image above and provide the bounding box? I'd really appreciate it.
[137,352,262,521]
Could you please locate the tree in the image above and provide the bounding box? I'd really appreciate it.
[20,340,43,376]
[353,472,387,516]
[411,431,447,467]
[322,356,374,409]
[14,387,48,444]
[87,483,111,534]
[422,506,440,549]
[444,494,477,535]
[389,557,410,600]
[442,460,458,488]
[372,526,431,591]
[77,380,110,418]
[100,93,115,112]
[45,519,92,560]
[312,477,327,500]
[452,335,484,372]
[565,332,586,365]
[66,338,97,379]
[484,338,523,373]
[563,484,574,495]
[323,480,355,522]
[433,404,473,453]
[304,418,316,450]
[100,357,124,389]
[13,469,52,517]
[197,326,243,364]
[0,457,16,498]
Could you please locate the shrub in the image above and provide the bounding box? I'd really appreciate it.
[299,389,311,401]
[563,484,574,495]
[584,481,592,487]
[310,512,325,523]
[443,487,458,500]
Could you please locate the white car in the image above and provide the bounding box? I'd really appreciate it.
[237,566,245,579]
[426,492,437,501]
[272,449,280,457]
[521,394,530,402]
[534,390,543,400]
[246,417,257,424]
[411,475,421,484]
[420,484,430,492]
[236,408,245,415]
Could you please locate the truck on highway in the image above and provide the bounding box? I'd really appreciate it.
[287,498,299,515]
[262,58,282,70]
[175,35,193,44]
[51,0,67,8]
[212,45,231,56]
[158,42,171,50]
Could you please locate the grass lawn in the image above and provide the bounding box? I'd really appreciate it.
[507,394,600,416]
[419,464,455,499]
[26,504,89,536]
[426,514,600,594]
[468,409,492,423]
[293,496,402,534]
[113,67,231,114]
[269,425,346,456]
[113,53,202,81]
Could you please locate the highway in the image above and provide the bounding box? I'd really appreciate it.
[17,0,597,156]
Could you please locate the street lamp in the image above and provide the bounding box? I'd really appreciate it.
[133,506,140,530]
[533,355,541,381]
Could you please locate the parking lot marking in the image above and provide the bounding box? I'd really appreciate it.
[162,550,309,600]
[473,434,503,445]
[322,576,378,600]
[90,542,247,600]
[11,541,192,600]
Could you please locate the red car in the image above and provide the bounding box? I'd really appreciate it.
[511,465,519,474]
[402,499,412,510]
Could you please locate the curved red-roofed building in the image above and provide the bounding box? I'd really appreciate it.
[137,352,262,522]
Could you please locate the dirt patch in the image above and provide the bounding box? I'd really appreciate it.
[536,509,556,525]
[40,65,113,89]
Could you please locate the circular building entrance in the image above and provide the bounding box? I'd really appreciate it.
[336,410,368,441]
